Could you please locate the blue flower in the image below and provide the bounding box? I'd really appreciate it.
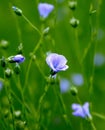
[46,53,69,75]
[0,79,4,91]
[8,54,25,63]
[94,53,105,67]
[38,3,54,18]
[71,73,84,86]
[60,78,70,93]
[72,102,92,119]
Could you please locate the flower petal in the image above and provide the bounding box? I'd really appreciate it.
[38,3,54,18]
[83,102,92,118]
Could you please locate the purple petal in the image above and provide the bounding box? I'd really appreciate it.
[83,102,92,118]
[71,73,84,86]
[13,54,25,63]
[46,53,58,71]
[72,109,85,118]
[46,53,69,72]
[57,65,69,71]
[38,3,54,18]
[60,79,70,93]
[72,103,81,111]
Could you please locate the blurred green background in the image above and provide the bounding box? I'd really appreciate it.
[0,0,105,130]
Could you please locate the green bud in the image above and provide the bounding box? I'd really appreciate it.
[0,40,9,49]
[14,110,21,119]
[4,109,9,118]
[17,43,23,54]
[5,68,12,78]
[30,53,36,61]
[16,120,27,129]
[7,56,14,63]
[12,6,22,16]
[68,1,77,10]
[70,86,78,96]
[0,56,7,67]
[70,17,79,28]
[14,63,21,74]
[43,27,50,36]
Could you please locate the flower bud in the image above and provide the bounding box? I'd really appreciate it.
[0,40,9,49]
[70,86,78,96]
[0,56,7,68]
[30,53,36,61]
[70,17,79,28]
[8,54,25,63]
[43,27,50,36]
[68,1,77,10]
[16,120,27,129]
[17,43,23,54]
[5,68,12,78]
[14,63,21,74]
[14,110,21,119]
[12,6,22,16]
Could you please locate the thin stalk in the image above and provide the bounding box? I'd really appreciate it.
[22,14,41,36]
[23,34,43,93]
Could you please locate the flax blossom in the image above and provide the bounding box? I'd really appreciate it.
[8,54,25,63]
[38,3,54,18]
[46,53,69,76]
[72,102,92,119]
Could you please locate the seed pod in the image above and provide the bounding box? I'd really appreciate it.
[0,56,7,68]
[68,1,77,10]
[12,6,22,16]
[70,86,78,96]
[14,63,21,74]
[0,40,9,49]
[70,17,79,28]
[5,68,12,78]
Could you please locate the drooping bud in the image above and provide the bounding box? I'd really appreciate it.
[0,40,9,49]
[14,63,21,74]
[43,27,50,36]
[5,68,12,78]
[12,6,22,16]
[0,56,7,68]
[68,1,77,10]
[8,54,25,63]
[17,43,23,54]
[16,120,27,129]
[70,86,78,96]
[70,17,79,28]
[14,110,21,119]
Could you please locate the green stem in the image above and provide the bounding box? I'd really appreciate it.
[92,112,105,120]
[22,14,41,35]
[4,78,16,130]
[23,34,43,93]
[53,80,72,129]
[36,83,50,130]
[90,121,96,130]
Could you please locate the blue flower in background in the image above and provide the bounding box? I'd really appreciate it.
[94,53,105,67]
[60,78,70,93]
[8,54,25,63]
[46,53,69,75]
[71,73,84,86]
[72,102,92,119]
[0,80,3,91]
[38,3,54,18]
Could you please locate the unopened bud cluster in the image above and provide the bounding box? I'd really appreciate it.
[69,1,79,28]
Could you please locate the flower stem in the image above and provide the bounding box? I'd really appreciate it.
[53,79,72,129]
[90,121,96,130]
[36,83,50,130]
[23,34,43,93]
[22,14,41,35]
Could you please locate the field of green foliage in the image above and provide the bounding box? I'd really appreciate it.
[0,0,105,130]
